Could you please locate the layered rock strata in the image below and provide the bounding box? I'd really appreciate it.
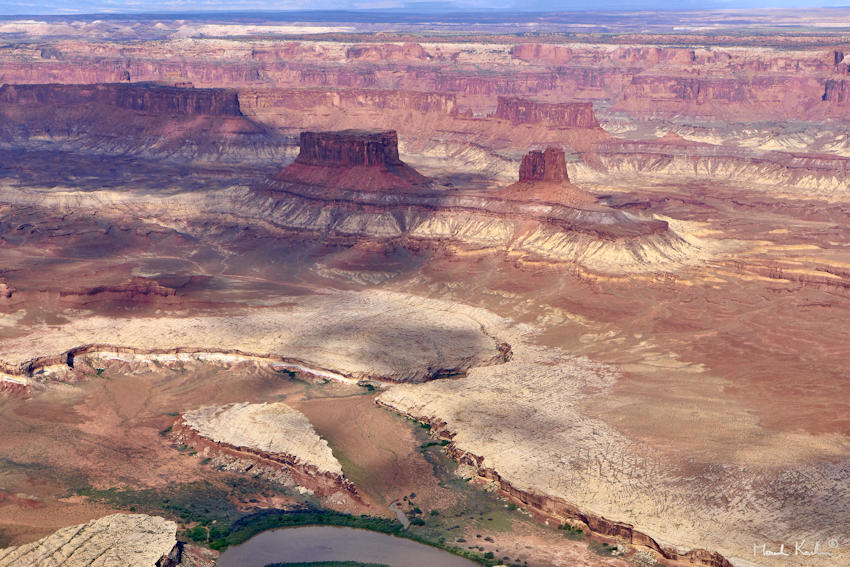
[500,147,599,208]
[0,514,180,567]
[259,131,689,272]
[276,130,431,191]
[587,134,850,199]
[0,83,285,163]
[172,402,357,498]
[495,97,600,129]
[0,83,242,116]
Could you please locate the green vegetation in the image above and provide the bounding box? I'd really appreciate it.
[558,521,586,540]
[589,540,622,556]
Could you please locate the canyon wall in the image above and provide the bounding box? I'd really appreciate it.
[0,82,286,163]
[387,408,733,567]
[5,38,850,121]
[0,82,242,116]
[295,130,403,168]
[172,402,360,500]
[495,97,600,128]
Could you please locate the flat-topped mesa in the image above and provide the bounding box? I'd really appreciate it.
[0,83,242,116]
[496,96,600,129]
[274,130,431,191]
[296,130,402,168]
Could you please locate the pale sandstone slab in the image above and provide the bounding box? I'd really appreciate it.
[180,401,342,475]
[378,305,850,567]
[0,514,177,567]
[0,291,502,383]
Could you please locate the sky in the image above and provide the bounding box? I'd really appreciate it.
[1,0,849,16]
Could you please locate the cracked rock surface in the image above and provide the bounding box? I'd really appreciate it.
[0,514,177,567]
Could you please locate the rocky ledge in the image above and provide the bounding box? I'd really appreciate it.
[172,402,359,499]
[0,290,507,387]
[0,514,180,567]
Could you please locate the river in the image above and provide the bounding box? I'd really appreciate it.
[216,525,482,567]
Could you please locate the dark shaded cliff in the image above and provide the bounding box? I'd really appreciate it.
[0,83,242,116]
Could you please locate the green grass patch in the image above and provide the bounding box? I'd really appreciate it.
[558,522,586,540]
[589,540,622,556]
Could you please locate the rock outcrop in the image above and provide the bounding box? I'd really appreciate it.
[822,79,850,103]
[0,83,242,116]
[0,83,284,163]
[58,277,177,304]
[495,97,600,129]
[275,130,431,191]
[500,147,598,208]
[518,147,570,183]
[0,290,505,386]
[258,131,679,271]
[345,43,431,62]
[0,514,179,567]
[172,402,358,498]
[395,410,733,567]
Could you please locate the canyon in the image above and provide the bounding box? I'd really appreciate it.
[0,9,848,567]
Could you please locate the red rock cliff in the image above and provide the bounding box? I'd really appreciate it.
[496,96,600,128]
[0,83,242,116]
[276,130,430,191]
[295,130,403,168]
[519,147,570,183]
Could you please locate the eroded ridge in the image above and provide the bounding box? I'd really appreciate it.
[173,402,358,499]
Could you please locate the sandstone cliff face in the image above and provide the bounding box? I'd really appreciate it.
[346,43,431,62]
[0,83,286,163]
[0,514,179,567]
[501,147,598,208]
[495,96,600,128]
[518,147,569,183]
[240,88,457,119]
[0,83,242,116]
[295,130,402,168]
[276,130,431,191]
[822,79,850,103]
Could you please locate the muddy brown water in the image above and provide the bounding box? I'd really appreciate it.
[216,525,481,567]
